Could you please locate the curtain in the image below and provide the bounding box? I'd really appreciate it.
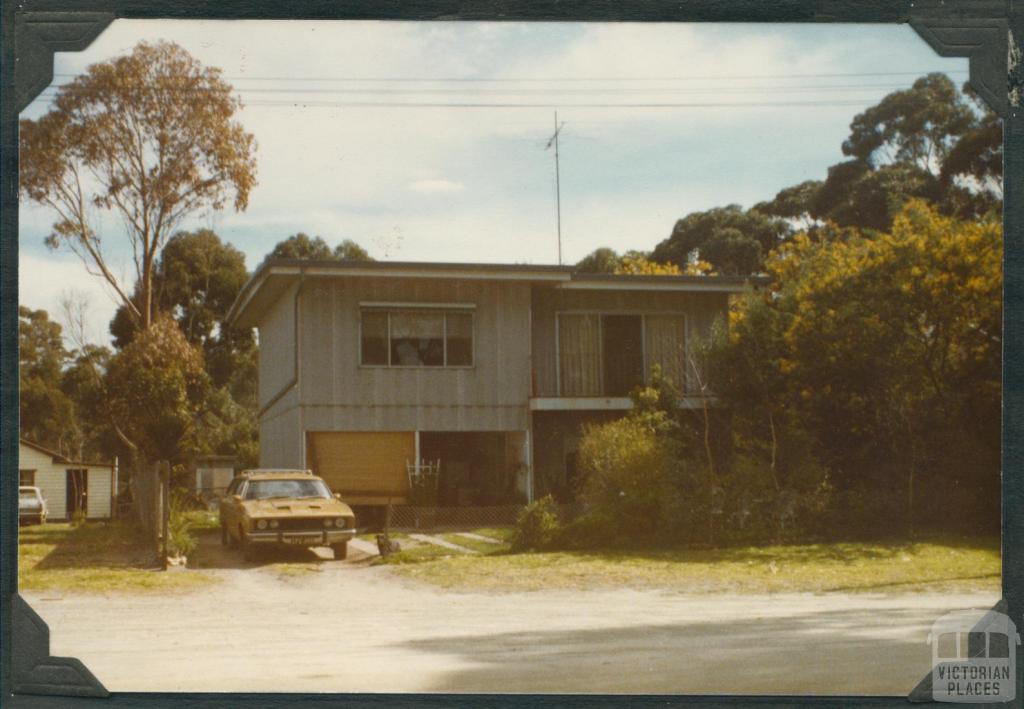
[559,314,601,396]
[644,315,687,393]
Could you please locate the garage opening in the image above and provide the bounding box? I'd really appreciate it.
[419,431,528,506]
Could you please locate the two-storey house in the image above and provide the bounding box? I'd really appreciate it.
[226,260,757,507]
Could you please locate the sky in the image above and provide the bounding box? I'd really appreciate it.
[18,20,969,346]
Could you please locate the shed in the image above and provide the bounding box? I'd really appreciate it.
[18,439,117,520]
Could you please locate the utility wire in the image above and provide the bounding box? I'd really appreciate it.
[52,69,969,81]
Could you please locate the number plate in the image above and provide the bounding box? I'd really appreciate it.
[286,535,321,545]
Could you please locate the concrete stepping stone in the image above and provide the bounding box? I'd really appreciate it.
[452,532,504,545]
[408,533,476,553]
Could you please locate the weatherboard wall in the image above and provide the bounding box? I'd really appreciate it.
[294,276,533,432]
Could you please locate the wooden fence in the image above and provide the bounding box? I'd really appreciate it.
[130,460,170,568]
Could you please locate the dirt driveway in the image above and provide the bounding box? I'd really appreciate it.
[22,530,998,694]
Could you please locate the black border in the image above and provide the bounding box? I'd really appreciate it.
[2,1,1020,706]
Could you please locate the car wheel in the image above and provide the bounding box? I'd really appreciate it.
[331,542,348,560]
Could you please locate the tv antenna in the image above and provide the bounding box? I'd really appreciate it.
[545,110,566,265]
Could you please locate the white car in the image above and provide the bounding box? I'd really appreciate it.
[19,486,48,526]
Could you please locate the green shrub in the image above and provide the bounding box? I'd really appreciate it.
[557,511,619,550]
[575,416,689,546]
[167,489,198,557]
[70,509,87,527]
[510,496,562,551]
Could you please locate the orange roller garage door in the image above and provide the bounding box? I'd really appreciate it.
[307,432,415,504]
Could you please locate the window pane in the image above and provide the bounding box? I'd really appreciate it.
[937,632,958,659]
[391,312,444,366]
[602,315,643,396]
[446,313,473,366]
[559,314,601,396]
[644,315,686,392]
[989,632,1010,658]
[361,311,388,365]
[968,631,987,658]
[19,470,35,487]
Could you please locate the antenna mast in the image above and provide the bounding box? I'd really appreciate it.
[546,110,565,265]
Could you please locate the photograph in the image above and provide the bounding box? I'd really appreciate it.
[15,18,1004,695]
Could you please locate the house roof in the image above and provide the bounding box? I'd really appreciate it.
[226,258,767,329]
[19,438,114,469]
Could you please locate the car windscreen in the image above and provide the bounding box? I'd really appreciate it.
[19,491,40,503]
[243,479,332,500]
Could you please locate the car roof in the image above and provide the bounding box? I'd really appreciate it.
[237,469,320,480]
[19,486,41,492]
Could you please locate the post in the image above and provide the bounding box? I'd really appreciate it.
[414,430,421,479]
[158,461,170,569]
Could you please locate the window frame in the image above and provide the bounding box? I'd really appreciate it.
[19,469,36,487]
[359,304,476,369]
[555,310,688,397]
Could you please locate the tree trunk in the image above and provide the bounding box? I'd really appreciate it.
[768,410,780,492]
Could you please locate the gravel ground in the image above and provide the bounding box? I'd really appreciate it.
[21,533,999,694]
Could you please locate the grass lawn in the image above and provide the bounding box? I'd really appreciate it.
[19,522,217,594]
[388,537,1000,594]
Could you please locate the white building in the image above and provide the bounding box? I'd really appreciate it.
[18,439,116,520]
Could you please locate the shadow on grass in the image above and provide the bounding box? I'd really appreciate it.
[25,521,158,571]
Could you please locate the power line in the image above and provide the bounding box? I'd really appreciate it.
[51,69,968,82]
[37,82,937,97]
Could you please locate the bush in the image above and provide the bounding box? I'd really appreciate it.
[575,417,690,546]
[510,496,562,551]
[70,509,86,527]
[167,488,198,557]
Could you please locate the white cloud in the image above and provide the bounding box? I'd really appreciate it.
[408,178,465,194]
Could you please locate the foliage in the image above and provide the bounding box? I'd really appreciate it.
[510,496,563,551]
[18,306,75,453]
[657,74,1000,274]
[616,252,685,275]
[105,315,209,464]
[707,200,1001,535]
[167,489,199,557]
[20,40,257,331]
[268,232,374,262]
[575,247,620,274]
[651,205,788,275]
[60,344,117,461]
[575,414,692,546]
[576,247,708,276]
[841,73,974,171]
[107,229,259,466]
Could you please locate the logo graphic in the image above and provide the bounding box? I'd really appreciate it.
[929,609,1019,703]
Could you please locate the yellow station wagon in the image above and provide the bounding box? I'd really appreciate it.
[219,469,356,561]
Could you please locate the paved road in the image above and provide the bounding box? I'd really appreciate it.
[23,534,998,694]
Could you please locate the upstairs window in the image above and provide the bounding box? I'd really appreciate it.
[361,308,474,367]
[558,312,686,396]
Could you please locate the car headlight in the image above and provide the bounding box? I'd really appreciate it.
[323,518,333,528]
[336,517,348,529]
[256,519,268,530]
[269,520,279,529]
